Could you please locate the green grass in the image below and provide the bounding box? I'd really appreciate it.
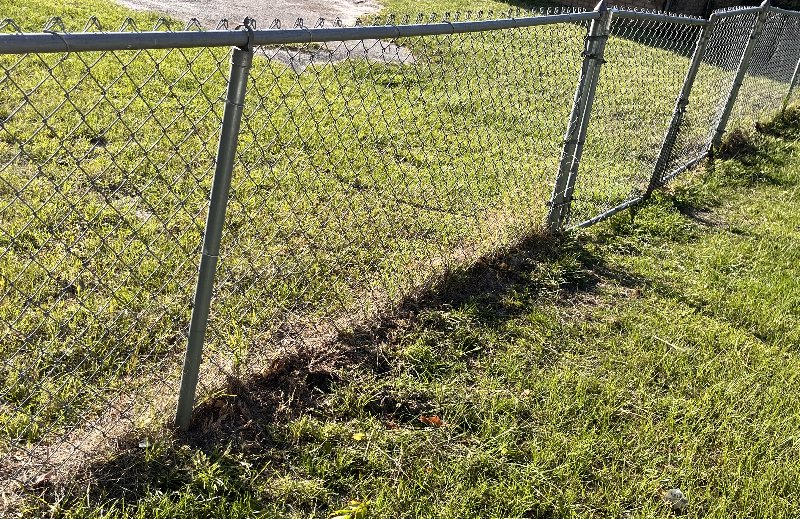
[378,0,561,15]
[0,0,166,29]
[0,0,589,443]
[19,107,800,518]
[1,0,798,515]
[0,0,750,442]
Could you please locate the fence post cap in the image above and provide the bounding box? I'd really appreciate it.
[594,0,608,13]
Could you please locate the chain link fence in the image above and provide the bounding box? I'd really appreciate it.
[730,8,800,126]
[1,0,799,508]
[568,13,703,224]
[659,10,756,181]
[0,18,231,501]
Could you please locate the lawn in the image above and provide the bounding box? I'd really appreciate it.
[1,0,798,516]
[20,100,800,519]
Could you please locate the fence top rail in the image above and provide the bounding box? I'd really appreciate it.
[712,6,766,19]
[610,9,709,26]
[0,11,600,54]
[768,5,800,16]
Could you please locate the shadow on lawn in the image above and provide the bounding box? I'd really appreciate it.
[60,231,648,507]
[51,108,800,513]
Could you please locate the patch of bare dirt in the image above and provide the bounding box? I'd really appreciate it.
[262,39,415,72]
[113,0,416,69]
[114,0,381,29]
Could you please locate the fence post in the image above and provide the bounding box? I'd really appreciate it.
[175,44,253,431]
[647,15,716,194]
[546,0,612,233]
[782,52,800,112]
[710,0,770,149]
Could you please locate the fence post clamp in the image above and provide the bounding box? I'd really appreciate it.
[235,16,257,51]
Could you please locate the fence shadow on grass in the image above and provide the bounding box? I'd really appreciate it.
[34,230,655,511]
[29,101,800,519]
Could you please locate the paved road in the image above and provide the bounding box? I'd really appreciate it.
[115,0,381,29]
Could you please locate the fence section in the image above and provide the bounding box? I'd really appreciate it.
[658,10,756,182]
[730,9,800,127]
[0,9,596,497]
[0,22,232,491]
[1,2,799,504]
[202,14,592,409]
[567,13,703,225]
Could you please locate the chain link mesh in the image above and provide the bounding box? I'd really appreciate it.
[730,11,800,128]
[0,9,592,503]
[1,5,799,509]
[662,11,757,180]
[568,15,702,225]
[206,9,589,394]
[0,16,230,502]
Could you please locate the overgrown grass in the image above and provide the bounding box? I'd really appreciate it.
[18,106,800,518]
[0,0,796,512]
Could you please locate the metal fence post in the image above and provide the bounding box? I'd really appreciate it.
[710,0,770,149]
[647,16,716,194]
[175,45,253,431]
[782,52,800,112]
[546,0,612,233]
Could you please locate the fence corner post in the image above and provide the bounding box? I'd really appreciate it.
[175,43,254,432]
[647,15,716,194]
[710,0,770,150]
[546,0,612,233]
